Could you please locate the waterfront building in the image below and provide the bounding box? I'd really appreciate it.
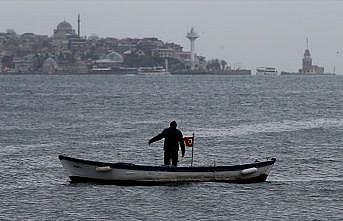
[58,60,88,74]
[103,38,119,48]
[0,34,5,50]
[69,36,87,58]
[152,47,192,67]
[137,37,163,55]
[178,51,192,64]
[152,48,176,58]
[151,40,192,67]
[13,55,34,72]
[151,42,182,58]
[115,38,138,54]
[165,42,183,52]
[118,38,140,45]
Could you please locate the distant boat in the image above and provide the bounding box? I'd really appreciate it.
[171,70,211,75]
[171,69,251,75]
[59,155,276,185]
[215,69,252,75]
[256,67,278,76]
[137,67,170,75]
[89,67,138,75]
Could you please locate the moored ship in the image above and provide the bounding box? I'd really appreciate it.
[137,66,170,75]
[217,69,251,75]
[171,68,251,75]
[256,67,278,76]
[89,67,138,75]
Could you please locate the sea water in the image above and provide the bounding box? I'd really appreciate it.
[0,75,342,220]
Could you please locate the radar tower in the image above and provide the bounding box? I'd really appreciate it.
[186,28,199,69]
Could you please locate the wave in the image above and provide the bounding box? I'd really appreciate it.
[128,120,163,125]
[269,178,343,182]
[191,118,343,138]
[0,143,56,156]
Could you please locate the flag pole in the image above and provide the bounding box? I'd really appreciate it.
[191,133,194,167]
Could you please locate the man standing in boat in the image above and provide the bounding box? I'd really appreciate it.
[149,121,185,167]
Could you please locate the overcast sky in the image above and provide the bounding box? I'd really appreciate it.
[1,0,343,73]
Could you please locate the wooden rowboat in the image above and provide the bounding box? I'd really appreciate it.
[59,155,276,185]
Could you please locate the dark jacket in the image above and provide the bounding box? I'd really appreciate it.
[149,127,185,156]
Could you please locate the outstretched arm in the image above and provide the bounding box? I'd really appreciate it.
[149,130,165,145]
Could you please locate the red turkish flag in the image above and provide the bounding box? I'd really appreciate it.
[183,136,194,147]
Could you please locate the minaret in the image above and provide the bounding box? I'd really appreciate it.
[77,13,80,37]
[186,27,199,69]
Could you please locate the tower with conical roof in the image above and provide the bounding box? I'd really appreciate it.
[186,28,199,69]
[302,37,312,73]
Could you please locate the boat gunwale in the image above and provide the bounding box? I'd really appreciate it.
[59,155,276,172]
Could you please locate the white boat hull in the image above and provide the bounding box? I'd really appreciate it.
[256,72,278,76]
[138,71,170,75]
[59,155,276,185]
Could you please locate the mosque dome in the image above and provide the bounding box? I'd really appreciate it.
[53,20,75,38]
[56,21,73,31]
[95,52,124,64]
[105,52,124,63]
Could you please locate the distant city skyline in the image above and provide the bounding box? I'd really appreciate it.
[1,0,343,73]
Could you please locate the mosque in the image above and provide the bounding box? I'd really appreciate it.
[44,15,90,74]
[53,14,80,39]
